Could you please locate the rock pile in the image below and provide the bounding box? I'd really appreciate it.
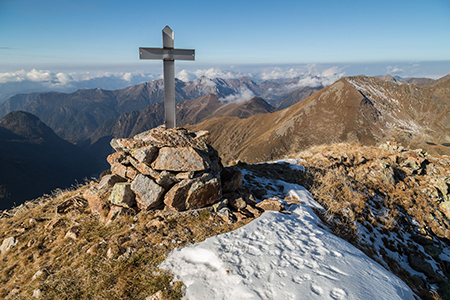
[83,127,252,222]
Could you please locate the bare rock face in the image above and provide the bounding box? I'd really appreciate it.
[164,179,196,210]
[184,177,221,210]
[84,126,225,219]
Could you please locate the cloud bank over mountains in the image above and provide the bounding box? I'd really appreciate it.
[0,65,346,102]
[219,86,256,103]
[0,69,157,86]
[1,60,448,103]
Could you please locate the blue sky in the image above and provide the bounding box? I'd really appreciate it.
[1,0,450,77]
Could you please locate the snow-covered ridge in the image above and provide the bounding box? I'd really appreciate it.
[160,162,416,300]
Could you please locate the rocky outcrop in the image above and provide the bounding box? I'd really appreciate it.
[0,237,17,254]
[83,126,236,219]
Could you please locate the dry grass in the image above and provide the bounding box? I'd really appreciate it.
[0,185,253,299]
[287,143,450,300]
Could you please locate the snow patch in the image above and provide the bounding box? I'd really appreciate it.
[160,178,416,300]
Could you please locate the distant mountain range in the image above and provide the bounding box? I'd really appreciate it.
[0,76,311,146]
[188,74,450,164]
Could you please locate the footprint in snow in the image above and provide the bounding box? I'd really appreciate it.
[325,264,349,276]
[311,284,323,295]
[276,269,288,277]
[330,288,347,300]
[304,259,319,269]
[331,250,343,257]
[313,270,339,281]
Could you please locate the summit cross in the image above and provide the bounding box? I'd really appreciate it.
[139,26,195,128]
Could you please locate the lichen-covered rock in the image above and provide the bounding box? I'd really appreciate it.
[225,193,247,210]
[105,205,128,224]
[108,183,136,208]
[88,127,223,214]
[439,201,450,220]
[427,176,449,200]
[134,162,160,179]
[175,171,195,180]
[131,174,165,210]
[164,175,221,211]
[126,166,138,180]
[367,160,395,186]
[152,147,211,172]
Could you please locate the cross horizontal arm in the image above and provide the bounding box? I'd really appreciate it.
[139,48,195,61]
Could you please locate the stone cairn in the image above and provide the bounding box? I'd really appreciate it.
[83,126,262,223]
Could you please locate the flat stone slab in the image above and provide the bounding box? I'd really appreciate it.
[152,147,211,172]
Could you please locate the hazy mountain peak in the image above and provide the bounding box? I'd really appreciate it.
[380,74,402,84]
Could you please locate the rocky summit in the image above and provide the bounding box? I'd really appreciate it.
[83,126,249,222]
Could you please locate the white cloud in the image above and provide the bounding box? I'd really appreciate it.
[219,86,255,103]
[0,69,54,83]
[176,68,243,82]
[0,70,25,83]
[176,69,197,82]
[260,67,303,80]
[284,67,345,89]
[55,72,73,85]
[26,69,53,82]
[122,72,132,82]
[386,66,404,74]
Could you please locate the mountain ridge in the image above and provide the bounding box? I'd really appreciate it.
[188,75,450,164]
[0,77,290,145]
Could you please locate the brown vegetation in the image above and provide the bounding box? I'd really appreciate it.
[0,185,254,299]
[293,143,450,300]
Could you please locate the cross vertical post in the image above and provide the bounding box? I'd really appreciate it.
[162,26,176,128]
[139,26,195,128]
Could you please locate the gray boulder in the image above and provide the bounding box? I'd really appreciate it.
[131,174,165,210]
